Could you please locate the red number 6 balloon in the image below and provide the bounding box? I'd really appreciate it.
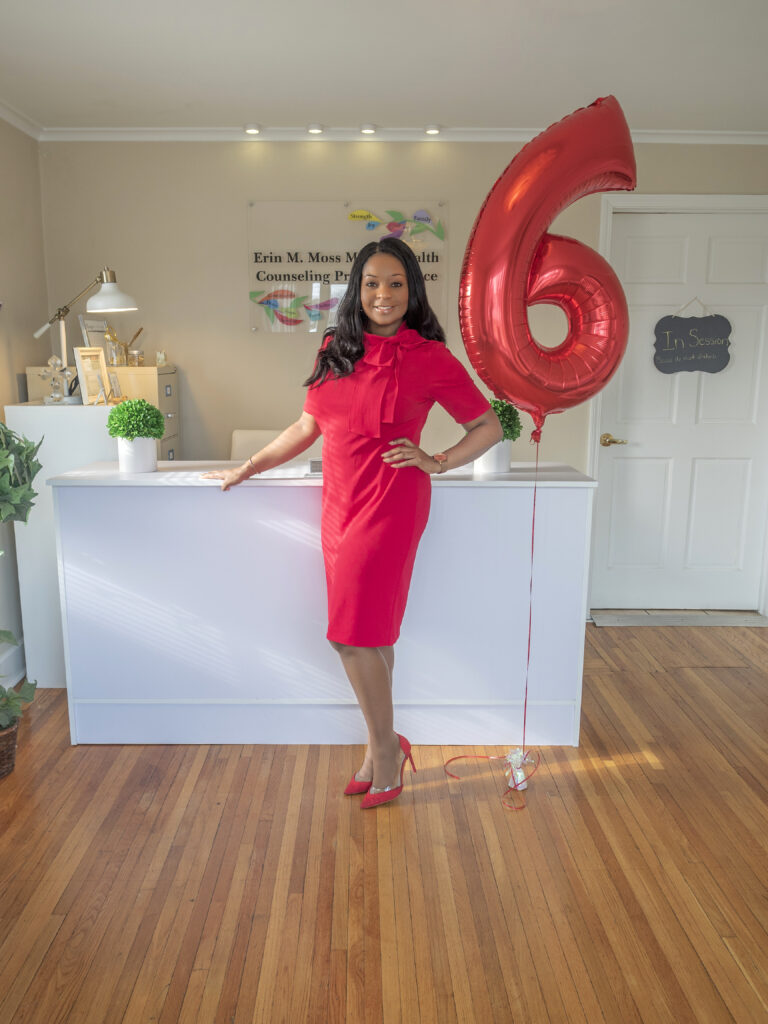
[459,96,637,440]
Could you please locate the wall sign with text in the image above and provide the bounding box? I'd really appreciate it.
[247,201,447,334]
[653,315,732,374]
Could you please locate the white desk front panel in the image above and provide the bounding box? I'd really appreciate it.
[52,462,594,745]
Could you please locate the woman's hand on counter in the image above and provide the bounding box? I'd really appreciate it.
[201,464,253,491]
[202,414,321,490]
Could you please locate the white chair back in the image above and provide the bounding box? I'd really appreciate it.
[230,428,322,462]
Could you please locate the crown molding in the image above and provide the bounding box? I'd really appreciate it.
[0,101,43,139]
[631,129,768,146]
[35,125,539,143]
[1,112,765,146]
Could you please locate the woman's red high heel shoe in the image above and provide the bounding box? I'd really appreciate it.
[344,774,372,796]
[360,734,416,809]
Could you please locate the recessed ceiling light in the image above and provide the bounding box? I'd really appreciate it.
[360,124,377,135]
[307,124,324,134]
[425,125,441,135]
[244,124,261,135]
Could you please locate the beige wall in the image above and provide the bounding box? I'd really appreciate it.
[0,118,49,407]
[2,128,765,660]
[0,118,49,664]
[35,138,768,469]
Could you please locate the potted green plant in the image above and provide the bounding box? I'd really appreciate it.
[107,398,165,473]
[474,399,522,475]
[0,679,37,778]
[0,421,42,648]
[0,421,42,778]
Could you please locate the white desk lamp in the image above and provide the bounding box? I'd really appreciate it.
[33,267,138,368]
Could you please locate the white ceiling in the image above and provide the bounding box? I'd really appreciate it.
[1,0,767,142]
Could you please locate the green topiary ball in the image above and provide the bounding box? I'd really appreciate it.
[107,399,165,441]
[490,399,522,441]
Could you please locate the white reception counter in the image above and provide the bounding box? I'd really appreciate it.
[50,461,596,746]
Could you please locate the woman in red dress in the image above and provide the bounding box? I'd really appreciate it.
[205,239,502,807]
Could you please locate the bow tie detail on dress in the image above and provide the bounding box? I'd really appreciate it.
[348,326,429,437]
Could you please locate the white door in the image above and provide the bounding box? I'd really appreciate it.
[591,207,768,609]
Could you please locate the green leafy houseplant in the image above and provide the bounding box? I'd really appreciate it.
[0,422,42,533]
[107,399,165,441]
[0,422,43,647]
[0,422,40,767]
[490,399,523,441]
[0,679,36,730]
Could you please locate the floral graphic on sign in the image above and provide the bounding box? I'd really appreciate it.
[347,208,445,242]
[249,289,339,328]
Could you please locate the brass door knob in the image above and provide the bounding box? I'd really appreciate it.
[600,432,628,447]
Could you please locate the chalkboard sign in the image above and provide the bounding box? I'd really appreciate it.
[653,315,731,374]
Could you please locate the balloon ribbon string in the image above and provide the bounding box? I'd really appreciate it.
[522,437,540,758]
[443,437,541,810]
[442,750,541,812]
[444,753,507,780]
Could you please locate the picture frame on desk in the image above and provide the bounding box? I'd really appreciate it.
[74,347,109,405]
[77,314,109,348]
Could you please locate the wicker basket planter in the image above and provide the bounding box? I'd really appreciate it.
[0,721,19,779]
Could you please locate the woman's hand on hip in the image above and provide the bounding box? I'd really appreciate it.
[382,438,439,474]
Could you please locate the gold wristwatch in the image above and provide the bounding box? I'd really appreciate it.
[432,452,448,474]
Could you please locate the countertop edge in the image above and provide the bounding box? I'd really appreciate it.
[47,460,597,488]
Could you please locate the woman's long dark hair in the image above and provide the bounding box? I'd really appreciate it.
[304,237,445,387]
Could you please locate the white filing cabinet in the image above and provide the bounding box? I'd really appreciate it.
[3,403,117,687]
[25,365,181,460]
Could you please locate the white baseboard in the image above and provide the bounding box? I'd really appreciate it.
[70,699,580,746]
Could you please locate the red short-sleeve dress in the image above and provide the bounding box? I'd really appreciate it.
[303,323,491,647]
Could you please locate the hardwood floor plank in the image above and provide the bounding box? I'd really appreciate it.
[473,791,552,1023]
[387,807,420,1023]
[289,746,330,1024]
[557,747,699,1024]
[412,768,459,1024]
[159,749,254,1024]
[2,623,766,1023]
[452,757,539,1023]
[123,746,237,1023]
[523,769,608,1024]
[251,745,308,1023]
[402,777,440,1024]
[375,809,399,1024]
[717,625,768,667]
[0,746,143,1021]
[437,780,497,1023]
[0,916,64,1024]
[492,790,583,1024]
[362,809,384,1023]
[194,841,252,1024]
[723,934,768,1014]
[210,747,277,1024]
[269,891,304,1024]
[576,741,761,1022]
[328,948,347,1024]
[538,785,645,1023]
[344,792,366,1024]
[449,767,520,1022]
[0,742,123,943]
[232,747,297,1024]
[306,750,343,1024]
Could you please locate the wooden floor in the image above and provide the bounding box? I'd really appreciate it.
[1,625,767,1023]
